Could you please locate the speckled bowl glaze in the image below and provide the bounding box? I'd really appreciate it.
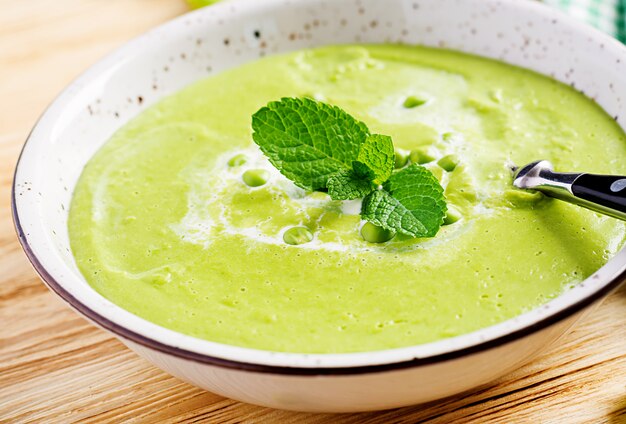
[12,0,626,412]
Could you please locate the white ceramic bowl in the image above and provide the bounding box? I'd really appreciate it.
[12,0,626,412]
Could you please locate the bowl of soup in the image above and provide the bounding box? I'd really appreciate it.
[12,0,626,412]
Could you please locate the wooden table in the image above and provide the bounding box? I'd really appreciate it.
[1,1,625,422]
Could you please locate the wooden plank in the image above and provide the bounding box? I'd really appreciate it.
[0,1,625,422]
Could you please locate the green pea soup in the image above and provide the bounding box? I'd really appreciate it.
[68,45,626,353]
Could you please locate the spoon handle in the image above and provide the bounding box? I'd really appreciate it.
[571,174,626,218]
[513,160,626,221]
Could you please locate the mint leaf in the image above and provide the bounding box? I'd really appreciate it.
[353,134,394,185]
[251,97,369,191]
[361,164,447,237]
[327,170,375,201]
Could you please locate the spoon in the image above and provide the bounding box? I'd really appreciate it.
[511,160,626,221]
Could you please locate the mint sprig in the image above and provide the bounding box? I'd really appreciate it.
[251,97,447,239]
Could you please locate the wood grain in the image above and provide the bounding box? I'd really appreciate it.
[1,1,625,422]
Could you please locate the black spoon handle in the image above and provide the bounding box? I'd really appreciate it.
[571,174,626,216]
[512,160,626,221]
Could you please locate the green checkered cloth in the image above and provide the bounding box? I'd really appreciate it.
[545,0,626,42]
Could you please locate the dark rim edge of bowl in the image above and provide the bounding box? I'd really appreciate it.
[11,155,626,375]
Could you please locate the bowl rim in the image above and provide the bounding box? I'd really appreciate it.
[12,0,626,375]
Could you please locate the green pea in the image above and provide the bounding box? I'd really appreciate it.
[490,89,503,103]
[443,206,462,225]
[242,169,269,187]
[426,164,444,181]
[227,154,247,167]
[409,148,435,165]
[394,149,409,169]
[122,215,136,225]
[438,154,459,172]
[403,96,427,109]
[283,227,313,245]
[442,132,454,142]
[360,222,395,243]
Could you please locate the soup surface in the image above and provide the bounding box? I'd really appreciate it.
[69,45,626,353]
